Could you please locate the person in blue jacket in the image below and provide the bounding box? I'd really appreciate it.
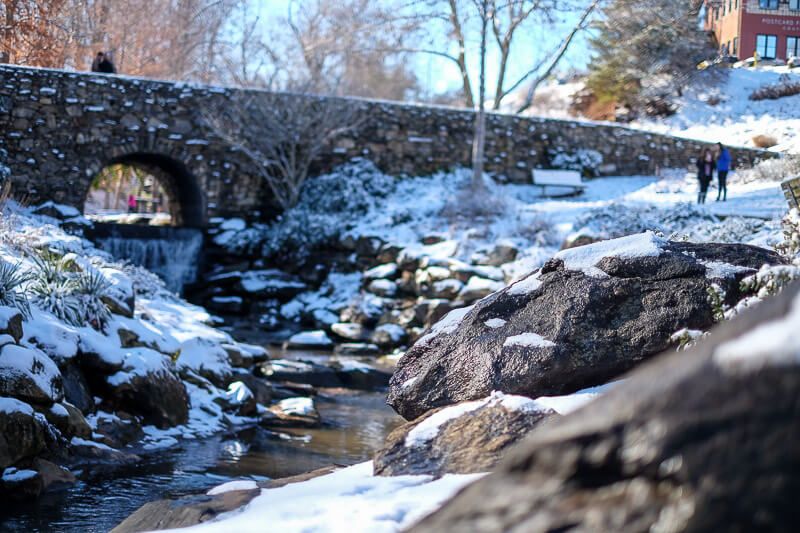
[716,143,731,201]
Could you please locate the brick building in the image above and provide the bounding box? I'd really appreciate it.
[705,0,800,60]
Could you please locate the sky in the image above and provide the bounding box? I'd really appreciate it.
[253,0,596,101]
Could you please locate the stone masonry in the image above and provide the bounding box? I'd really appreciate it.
[0,64,774,226]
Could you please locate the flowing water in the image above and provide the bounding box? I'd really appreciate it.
[0,385,402,533]
[92,224,203,293]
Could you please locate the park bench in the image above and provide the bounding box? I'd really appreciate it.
[531,169,587,197]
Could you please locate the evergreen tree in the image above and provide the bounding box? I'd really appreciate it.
[586,0,713,116]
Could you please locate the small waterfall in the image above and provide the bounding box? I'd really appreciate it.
[93,225,203,293]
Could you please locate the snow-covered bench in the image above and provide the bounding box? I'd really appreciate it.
[531,169,586,197]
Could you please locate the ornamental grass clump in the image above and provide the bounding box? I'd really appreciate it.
[0,260,32,318]
[28,250,113,330]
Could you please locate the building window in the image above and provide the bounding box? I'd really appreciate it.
[728,0,732,13]
[788,37,800,58]
[756,34,778,58]
[735,0,739,9]
[759,0,778,9]
[791,0,800,11]
[733,37,739,56]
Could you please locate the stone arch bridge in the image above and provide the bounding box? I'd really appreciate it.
[0,64,773,227]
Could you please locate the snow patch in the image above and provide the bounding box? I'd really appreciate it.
[503,332,555,348]
[553,231,665,278]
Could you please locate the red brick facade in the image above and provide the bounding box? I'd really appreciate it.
[705,0,800,60]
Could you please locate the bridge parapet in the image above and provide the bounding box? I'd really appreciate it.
[0,64,775,225]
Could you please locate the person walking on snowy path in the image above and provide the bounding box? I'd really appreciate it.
[696,149,714,205]
[716,143,731,202]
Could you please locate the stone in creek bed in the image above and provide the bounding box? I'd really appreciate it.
[334,343,382,357]
[263,359,342,388]
[261,397,321,428]
[283,330,334,350]
[331,322,370,342]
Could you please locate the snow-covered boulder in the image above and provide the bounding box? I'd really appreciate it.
[262,397,321,428]
[474,241,518,267]
[284,330,334,350]
[330,322,370,342]
[106,348,189,428]
[0,398,48,469]
[0,344,63,405]
[329,359,392,390]
[43,401,91,440]
[263,359,341,388]
[333,343,381,357]
[100,268,135,318]
[23,310,80,364]
[389,233,785,420]
[176,337,233,388]
[413,280,800,533]
[237,269,307,301]
[31,201,81,221]
[430,279,464,299]
[457,276,504,303]
[371,323,408,350]
[367,278,397,297]
[363,263,398,282]
[374,392,555,477]
[216,381,257,417]
[339,295,387,327]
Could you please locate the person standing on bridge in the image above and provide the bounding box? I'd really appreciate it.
[696,148,714,205]
[716,142,731,202]
[127,194,137,214]
[92,51,116,74]
[90,52,105,72]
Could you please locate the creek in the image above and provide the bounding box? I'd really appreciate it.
[1,367,402,533]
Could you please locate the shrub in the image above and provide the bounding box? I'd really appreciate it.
[752,134,778,148]
[0,261,31,318]
[738,156,800,183]
[549,148,603,177]
[749,76,800,101]
[256,160,395,263]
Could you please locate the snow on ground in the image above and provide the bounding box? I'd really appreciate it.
[630,67,800,153]
[714,289,800,371]
[510,67,800,153]
[173,461,484,533]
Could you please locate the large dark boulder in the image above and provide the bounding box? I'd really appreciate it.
[411,281,800,533]
[374,393,555,477]
[388,234,783,420]
[0,398,48,469]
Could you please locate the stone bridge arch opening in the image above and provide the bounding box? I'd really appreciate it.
[84,152,206,228]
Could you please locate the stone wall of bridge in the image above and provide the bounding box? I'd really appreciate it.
[0,64,775,226]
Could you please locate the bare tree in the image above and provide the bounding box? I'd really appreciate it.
[514,0,600,112]
[205,93,365,209]
[284,0,422,99]
[0,0,69,66]
[413,0,597,110]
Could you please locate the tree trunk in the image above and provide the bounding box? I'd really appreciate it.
[471,0,489,191]
[2,0,18,64]
[448,0,474,108]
